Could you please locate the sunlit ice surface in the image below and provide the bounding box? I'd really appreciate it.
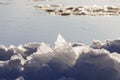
[1,34,120,80]
[1,0,120,80]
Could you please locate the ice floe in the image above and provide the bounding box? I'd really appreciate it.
[35,5,120,16]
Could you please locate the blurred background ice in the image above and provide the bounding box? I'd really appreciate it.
[0,0,120,46]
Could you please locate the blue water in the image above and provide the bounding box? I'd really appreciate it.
[0,0,120,46]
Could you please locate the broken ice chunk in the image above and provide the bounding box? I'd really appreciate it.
[55,34,67,48]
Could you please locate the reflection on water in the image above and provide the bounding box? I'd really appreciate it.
[0,0,120,46]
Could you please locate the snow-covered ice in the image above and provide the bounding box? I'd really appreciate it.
[1,34,120,80]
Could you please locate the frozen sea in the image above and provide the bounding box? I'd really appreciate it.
[0,0,120,46]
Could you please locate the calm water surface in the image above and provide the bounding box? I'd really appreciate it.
[0,0,120,46]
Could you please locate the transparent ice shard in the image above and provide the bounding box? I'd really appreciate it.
[27,42,55,65]
[36,42,53,54]
[54,34,77,67]
[55,34,67,48]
